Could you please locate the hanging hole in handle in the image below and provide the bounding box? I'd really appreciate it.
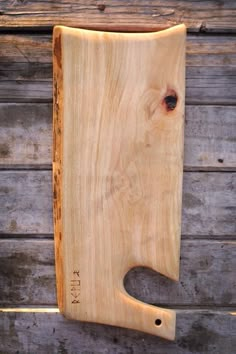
[155,318,162,326]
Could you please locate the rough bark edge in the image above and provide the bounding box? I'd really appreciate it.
[53,26,64,312]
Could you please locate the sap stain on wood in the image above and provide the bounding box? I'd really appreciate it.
[9,220,17,232]
[53,26,64,312]
[177,319,219,352]
[0,143,11,158]
[97,3,106,12]
[0,253,32,302]
[183,193,203,209]
[54,34,62,70]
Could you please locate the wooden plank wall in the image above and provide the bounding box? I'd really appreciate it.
[0,1,235,353]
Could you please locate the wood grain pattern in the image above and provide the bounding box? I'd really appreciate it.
[0,33,236,67]
[0,1,235,351]
[0,171,235,236]
[0,0,235,351]
[0,0,236,33]
[2,34,236,66]
[0,311,235,354]
[1,104,235,170]
[53,25,186,339]
[0,239,235,307]
[0,103,52,168]
[0,68,235,104]
[1,34,236,104]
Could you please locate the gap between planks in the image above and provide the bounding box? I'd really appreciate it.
[0,307,235,312]
[1,166,236,172]
[0,234,236,241]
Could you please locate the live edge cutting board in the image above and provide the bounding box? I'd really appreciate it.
[53,24,186,340]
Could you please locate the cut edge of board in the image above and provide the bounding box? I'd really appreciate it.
[53,25,64,313]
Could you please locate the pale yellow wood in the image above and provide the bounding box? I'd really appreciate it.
[53,24,186,340]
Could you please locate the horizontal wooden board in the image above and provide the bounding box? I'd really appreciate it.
[0,310,235,353]
[0,103,52,167]
[0,104,235,170]
[0,239,235,307]
[0,35,236,103]
[0,1,236,33]
[0,68,236,104]
[184,105,236,171]
[0,240,56,306]
[0,171,235,236]
[1,70,235,104]
[1,35,236,66]
[0,35,52,63]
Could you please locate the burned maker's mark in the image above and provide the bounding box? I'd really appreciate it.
[70,270,81,304]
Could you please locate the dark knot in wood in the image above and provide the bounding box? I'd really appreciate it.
[164,94,177,111]
[97,3,106,11]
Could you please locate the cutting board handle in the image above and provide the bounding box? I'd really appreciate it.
[116,282,176,339]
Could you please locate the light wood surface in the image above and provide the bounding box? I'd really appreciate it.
[54,24,186,340]
[53,24,186,339]
[0,1,235,352]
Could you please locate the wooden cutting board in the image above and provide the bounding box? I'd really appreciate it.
[53,24,186,340]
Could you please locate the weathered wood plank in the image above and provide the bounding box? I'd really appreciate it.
[0,171,235,235]
[0,310,235,353]
[0,35,236,103]
[0,68,235,104]
[0,35,51,63]
[0,239,235,307]
[0,0,236,33]
[0,240,56,306]
[0,103,52,167]
[1,35,236,66]
[0,171,53,234]
[1,104,235,170]
[184,106,236,171]
[0,81,51,103]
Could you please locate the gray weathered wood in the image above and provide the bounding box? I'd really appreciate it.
[0,239,56,306]
[0,82,52,103]
[0,239,235,307]
[184,106,236,171]
[0,171,53,234]
[0,171,235,235]
[0,35,236,103]
[0,0,236,33]
[1,104,235,170]
[0,103,52,168]
[0,310,235,353]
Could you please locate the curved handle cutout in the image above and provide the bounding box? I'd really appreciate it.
[116,267,176,339]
